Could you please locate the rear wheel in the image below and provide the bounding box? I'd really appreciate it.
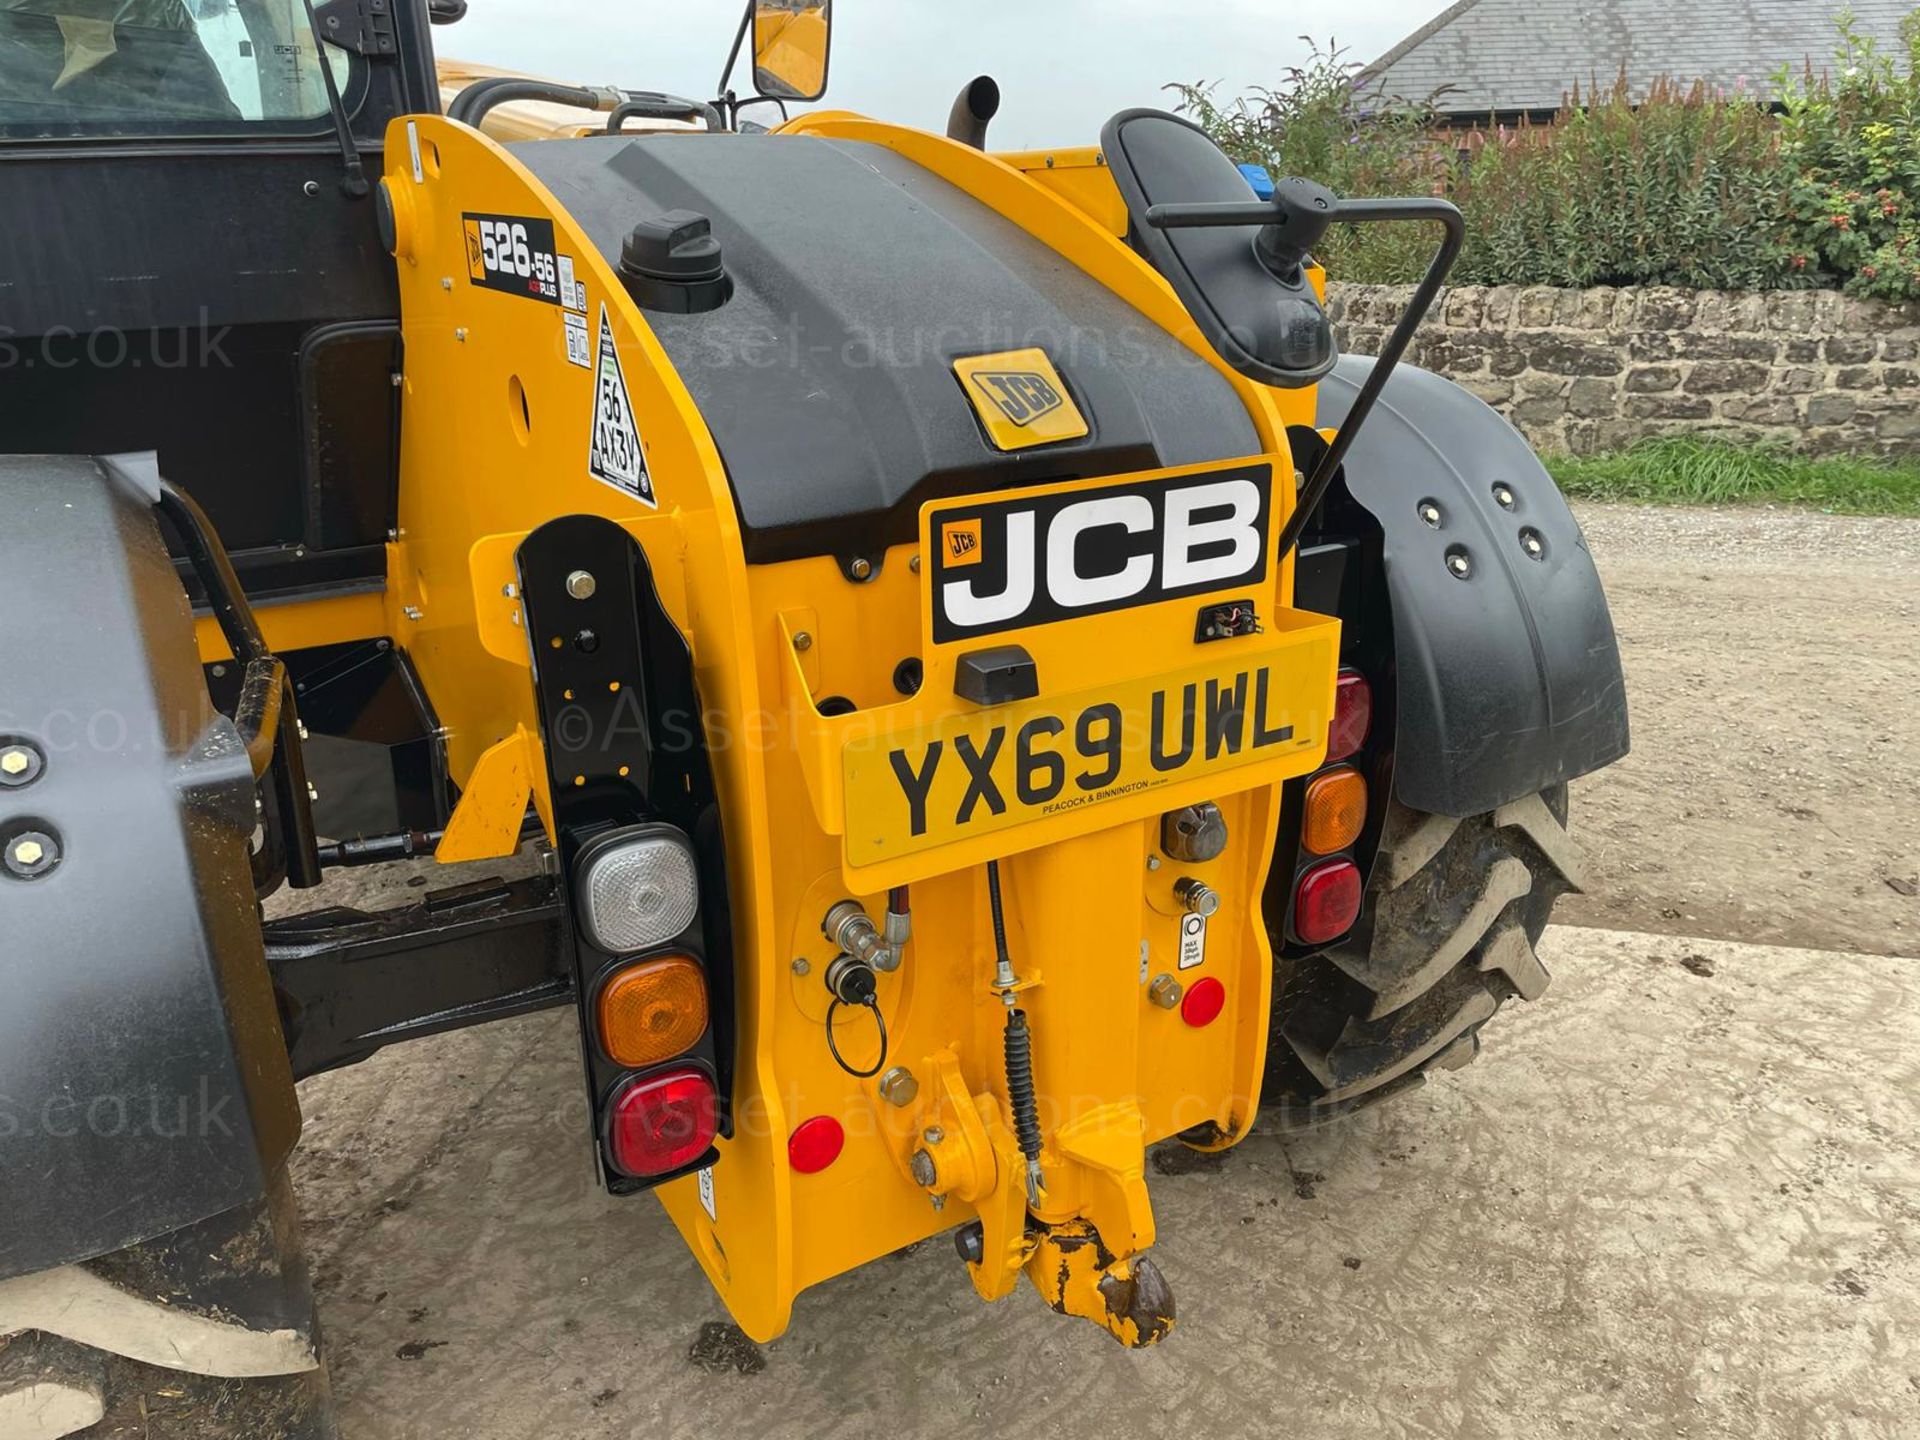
[0,1169,337,1440]
[1263,786,1582,1129]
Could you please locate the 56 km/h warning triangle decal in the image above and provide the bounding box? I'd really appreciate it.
[588,304,653,506]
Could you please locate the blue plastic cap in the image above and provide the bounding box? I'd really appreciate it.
[1237,162,1276,201]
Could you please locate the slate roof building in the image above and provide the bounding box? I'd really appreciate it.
[1361,0,1915,125]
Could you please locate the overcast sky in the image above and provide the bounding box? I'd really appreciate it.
[442,1,1453,149]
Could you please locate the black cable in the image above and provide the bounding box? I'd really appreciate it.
[985,861,1044,1173]
[826,997,888,1079]
[986,859,1012,970]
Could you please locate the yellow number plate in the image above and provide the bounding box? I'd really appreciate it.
[840,652,1321,864]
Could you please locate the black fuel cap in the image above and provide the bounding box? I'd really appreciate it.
[618,209,732,314]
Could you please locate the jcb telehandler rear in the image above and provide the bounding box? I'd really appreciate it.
[0,3,1626,1433]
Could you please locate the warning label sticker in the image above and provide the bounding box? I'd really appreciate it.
[697,1166,716,1220]
[588,304,652,505]
[1177,912,1208,970]
[557,254,586,313]
[564,311,590,368]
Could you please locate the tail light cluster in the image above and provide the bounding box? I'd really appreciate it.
[1287,669,1373,945]
[575,825,721,1181]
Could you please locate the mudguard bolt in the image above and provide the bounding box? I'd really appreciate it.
[1447,552,1472,579]
[1420,501,1442,527]
[5,831,58,878]
[1493,483,1516,509]
[1148,974,1184,1009]
[0,745,42,786]
[1521,529,1546,560]
[878,1067,918,1107]
[909,1149,938,1188]
[566,570,597,600]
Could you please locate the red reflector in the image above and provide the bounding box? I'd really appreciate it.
[788,1115,845,1175]
[606,1068,718,1178]
[1327,671,1372,763]
[1295,859,1363,944]
[1181,976,1226,1027]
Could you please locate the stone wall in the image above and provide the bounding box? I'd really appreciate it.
[1327,284,1920,457]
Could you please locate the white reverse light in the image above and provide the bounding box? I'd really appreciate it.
[576,826,700,954]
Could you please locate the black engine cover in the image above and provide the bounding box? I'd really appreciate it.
[513,134,1260,569]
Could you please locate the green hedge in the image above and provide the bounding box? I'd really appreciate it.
[1174,14,1920,298]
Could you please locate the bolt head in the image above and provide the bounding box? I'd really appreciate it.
[793,630,813,652]
[5,830,58,878]
[0,745,41,786]
[922,1125,945,1145]
[878,1066,918,1107]
[790,957,811,978]
[1148,974,1184,1009]
[565,570,597,601]
[849,558,873,582]
[1420,502,1442,528]
[1494,484,1516,509]
[909,1148,938,1188]
[909,554,922,574]
[1447,552,1472,579]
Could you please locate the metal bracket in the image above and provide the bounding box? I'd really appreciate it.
[313,0,397,57]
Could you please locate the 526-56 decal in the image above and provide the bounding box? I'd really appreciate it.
[463,212,582,308]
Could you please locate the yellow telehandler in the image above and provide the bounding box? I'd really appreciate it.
[0,3,1624,1432]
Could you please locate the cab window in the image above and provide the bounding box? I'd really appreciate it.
[0,0,355,135]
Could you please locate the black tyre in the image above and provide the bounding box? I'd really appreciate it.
[0,1169,337,1440]
[1263,786,1582,1129]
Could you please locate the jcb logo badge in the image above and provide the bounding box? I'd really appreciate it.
[943,519,983,567]
[924,461,1274,642]
[953,348,1090,451]
[972,370,1065,427]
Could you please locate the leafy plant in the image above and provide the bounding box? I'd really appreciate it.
[1174,11,1920,297]
[1776,11,1920,297]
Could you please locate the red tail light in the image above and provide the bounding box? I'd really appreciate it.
[1294,858,1363,944]
[1327,670,1372,763]
[607,1068,718,1178]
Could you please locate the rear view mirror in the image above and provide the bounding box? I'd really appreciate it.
[751,0,832,102]
[1101,108,1336,389]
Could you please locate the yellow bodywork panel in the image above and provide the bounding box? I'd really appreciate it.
[368,109,1338,1344]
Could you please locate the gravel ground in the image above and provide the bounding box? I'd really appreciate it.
[275,501,1920,1438]
[1560,503,1920,955]
[296,925,1920,1440]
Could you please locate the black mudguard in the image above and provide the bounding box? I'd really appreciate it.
[1316,358,1630,817]
[0,454,300,1282]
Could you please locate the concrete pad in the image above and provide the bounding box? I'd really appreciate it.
[293,924,1920,1439]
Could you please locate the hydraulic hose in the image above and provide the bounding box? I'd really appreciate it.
[986,859,1045,1204]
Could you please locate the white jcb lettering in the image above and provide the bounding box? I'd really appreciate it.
[943,511,1036,628]
[1046,494,1153,607]
[1162,478,1262,589]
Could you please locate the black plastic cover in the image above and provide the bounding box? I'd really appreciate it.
[954,645,1040,706]
[512,134,1261,567]
[1101,108,1337,388]
[0,456,300,1282]
[1316,359,1630,817]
